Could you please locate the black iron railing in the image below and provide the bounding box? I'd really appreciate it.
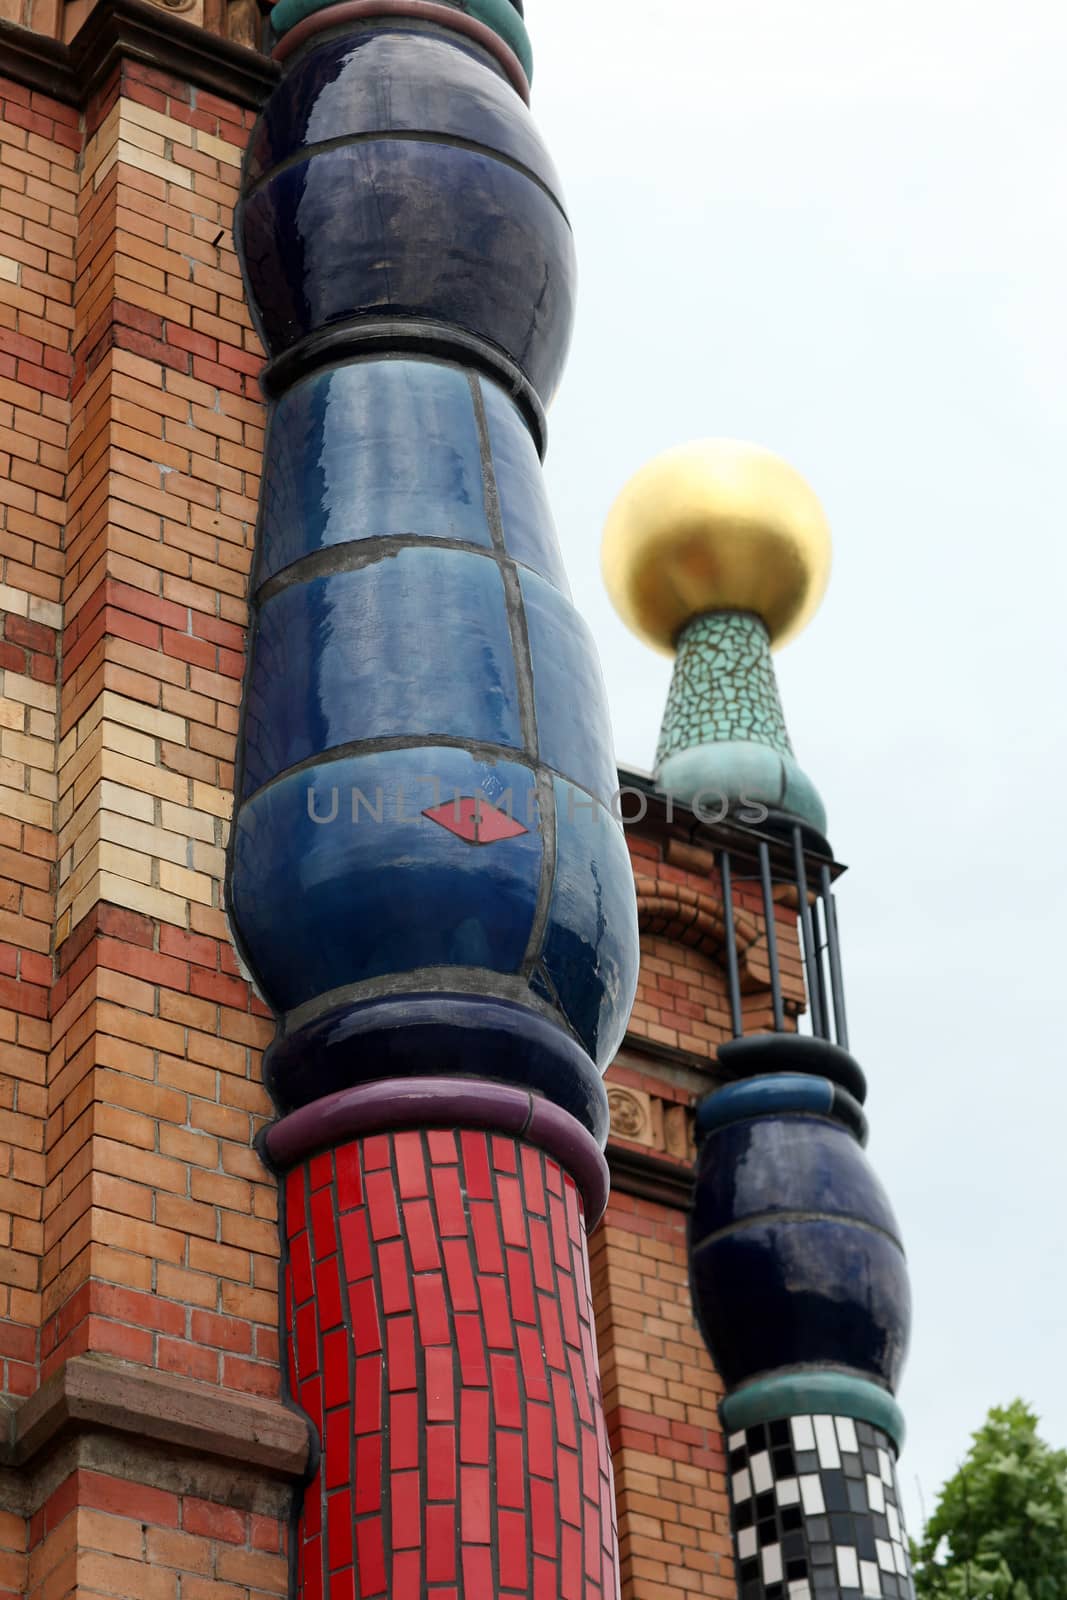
[714,815,848,1048]
[618,769,849,1051]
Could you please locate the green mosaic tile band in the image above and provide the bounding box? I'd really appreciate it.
[653,610,826,830]
[656,611,793,765]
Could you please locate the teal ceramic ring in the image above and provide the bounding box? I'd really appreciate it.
[269,0,534,81]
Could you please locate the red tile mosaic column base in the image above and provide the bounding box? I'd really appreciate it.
[283,1126,619,1600]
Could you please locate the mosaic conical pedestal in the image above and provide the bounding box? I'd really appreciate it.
[229,9,639,1597]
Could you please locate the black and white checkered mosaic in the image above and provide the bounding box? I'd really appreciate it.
[727,1413,916,1600]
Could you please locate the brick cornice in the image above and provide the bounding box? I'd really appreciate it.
[0,0,278,110]
[2,1354,309,1476]
[606,1144,695,1211]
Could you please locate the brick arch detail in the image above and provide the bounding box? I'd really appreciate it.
[633,874,768,989]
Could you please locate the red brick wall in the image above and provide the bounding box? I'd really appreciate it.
[0,73,78,1403]
[26,1468,288,1600]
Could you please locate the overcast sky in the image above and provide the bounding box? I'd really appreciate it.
[528,0,1067,1536]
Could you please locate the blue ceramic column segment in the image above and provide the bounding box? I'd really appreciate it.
[229,22,638,1142]
[689,1037,916,1599]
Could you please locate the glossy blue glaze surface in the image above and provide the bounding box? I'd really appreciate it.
[241,548,522,796]
[231,748,542,1011]
[689,1215,911,1392]
[690,1114,903,1242]
[481,376,569,592]
[257,360,490,585]
[695,1075,835,1134]
[263,993,610,1141]
[239,139,576,405]
[541,779,640,1069]
[227,12,641,1127]
[246,30,561,194]
[520,572,618,804]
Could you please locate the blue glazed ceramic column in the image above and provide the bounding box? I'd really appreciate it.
[603,444,915,1600]
[229,8,638,1600]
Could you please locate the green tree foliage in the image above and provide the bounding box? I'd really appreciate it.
[913,1401,1067,1599]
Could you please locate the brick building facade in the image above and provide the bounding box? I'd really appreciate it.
[0,6,863,1600]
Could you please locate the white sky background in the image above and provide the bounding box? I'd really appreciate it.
[527,0,1067,1537]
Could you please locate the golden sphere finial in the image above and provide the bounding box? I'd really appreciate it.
[601,439,832,655]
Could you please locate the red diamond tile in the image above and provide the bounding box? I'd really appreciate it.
[423,795,528,845]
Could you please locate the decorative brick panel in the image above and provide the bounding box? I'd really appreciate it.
[284,1127,618,1600]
